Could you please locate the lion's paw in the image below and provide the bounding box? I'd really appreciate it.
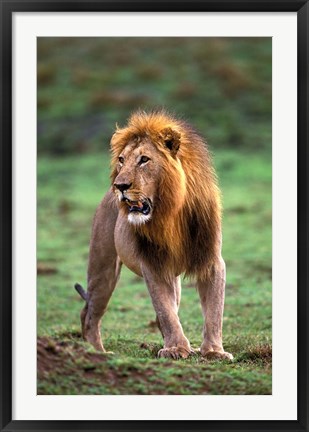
[157,346,195,360]
[200,348,233,361]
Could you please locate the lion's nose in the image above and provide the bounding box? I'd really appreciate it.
[114,182,132,193]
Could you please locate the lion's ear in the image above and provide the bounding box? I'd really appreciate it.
[160,127,181,156]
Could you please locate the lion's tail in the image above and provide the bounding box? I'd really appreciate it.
[74,283,88,302]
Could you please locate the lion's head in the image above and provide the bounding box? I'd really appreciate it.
[111,121,186,226]
[110,110,222,280]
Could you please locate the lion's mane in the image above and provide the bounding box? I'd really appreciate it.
[110,111,222,281]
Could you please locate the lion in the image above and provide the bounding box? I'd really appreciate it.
[75,110,233,360]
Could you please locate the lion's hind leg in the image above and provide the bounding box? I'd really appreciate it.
[76,256,121,352]
[76,190,121,353]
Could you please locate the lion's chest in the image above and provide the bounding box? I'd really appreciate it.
[114,214,185,279]
[114,216,143,277]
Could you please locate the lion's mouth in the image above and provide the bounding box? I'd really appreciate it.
[122,197,151,215]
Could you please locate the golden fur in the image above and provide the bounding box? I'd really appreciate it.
[110,110,222,281]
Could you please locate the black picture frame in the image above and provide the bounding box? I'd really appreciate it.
[1,1,308,431]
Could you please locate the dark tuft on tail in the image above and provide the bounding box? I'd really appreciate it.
[74,283,88,301]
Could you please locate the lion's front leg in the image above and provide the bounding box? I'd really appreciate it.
[197,258,233,360]
[142,268,192,359]
[155,275,181,337]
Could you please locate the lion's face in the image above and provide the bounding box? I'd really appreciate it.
[113,139,162,225]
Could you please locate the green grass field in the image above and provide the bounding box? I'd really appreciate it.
[37,147,272,395]
[37,37,272,395]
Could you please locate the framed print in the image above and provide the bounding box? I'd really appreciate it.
[1,1,308,431]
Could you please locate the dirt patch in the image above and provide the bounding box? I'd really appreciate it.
[37,338,63,374]
[37,336,108,376]
[246,344,272,362]
[37,262,58,275]
[239,343,272,366]
[37,336,184,395]
[37,336,271,395]
[37,336,163,394]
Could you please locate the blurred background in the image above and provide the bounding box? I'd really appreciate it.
[37,37,272,395]
[37,37,271,154]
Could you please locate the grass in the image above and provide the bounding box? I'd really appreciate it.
[37,37,271,154]
[37,147,272,395]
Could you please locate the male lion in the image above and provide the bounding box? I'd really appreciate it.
[75,111,233,360]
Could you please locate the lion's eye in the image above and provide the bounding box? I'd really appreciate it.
[118,156,124,164]
[139,156,150,164]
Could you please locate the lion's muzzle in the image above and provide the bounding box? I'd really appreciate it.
[122,196,152,216]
